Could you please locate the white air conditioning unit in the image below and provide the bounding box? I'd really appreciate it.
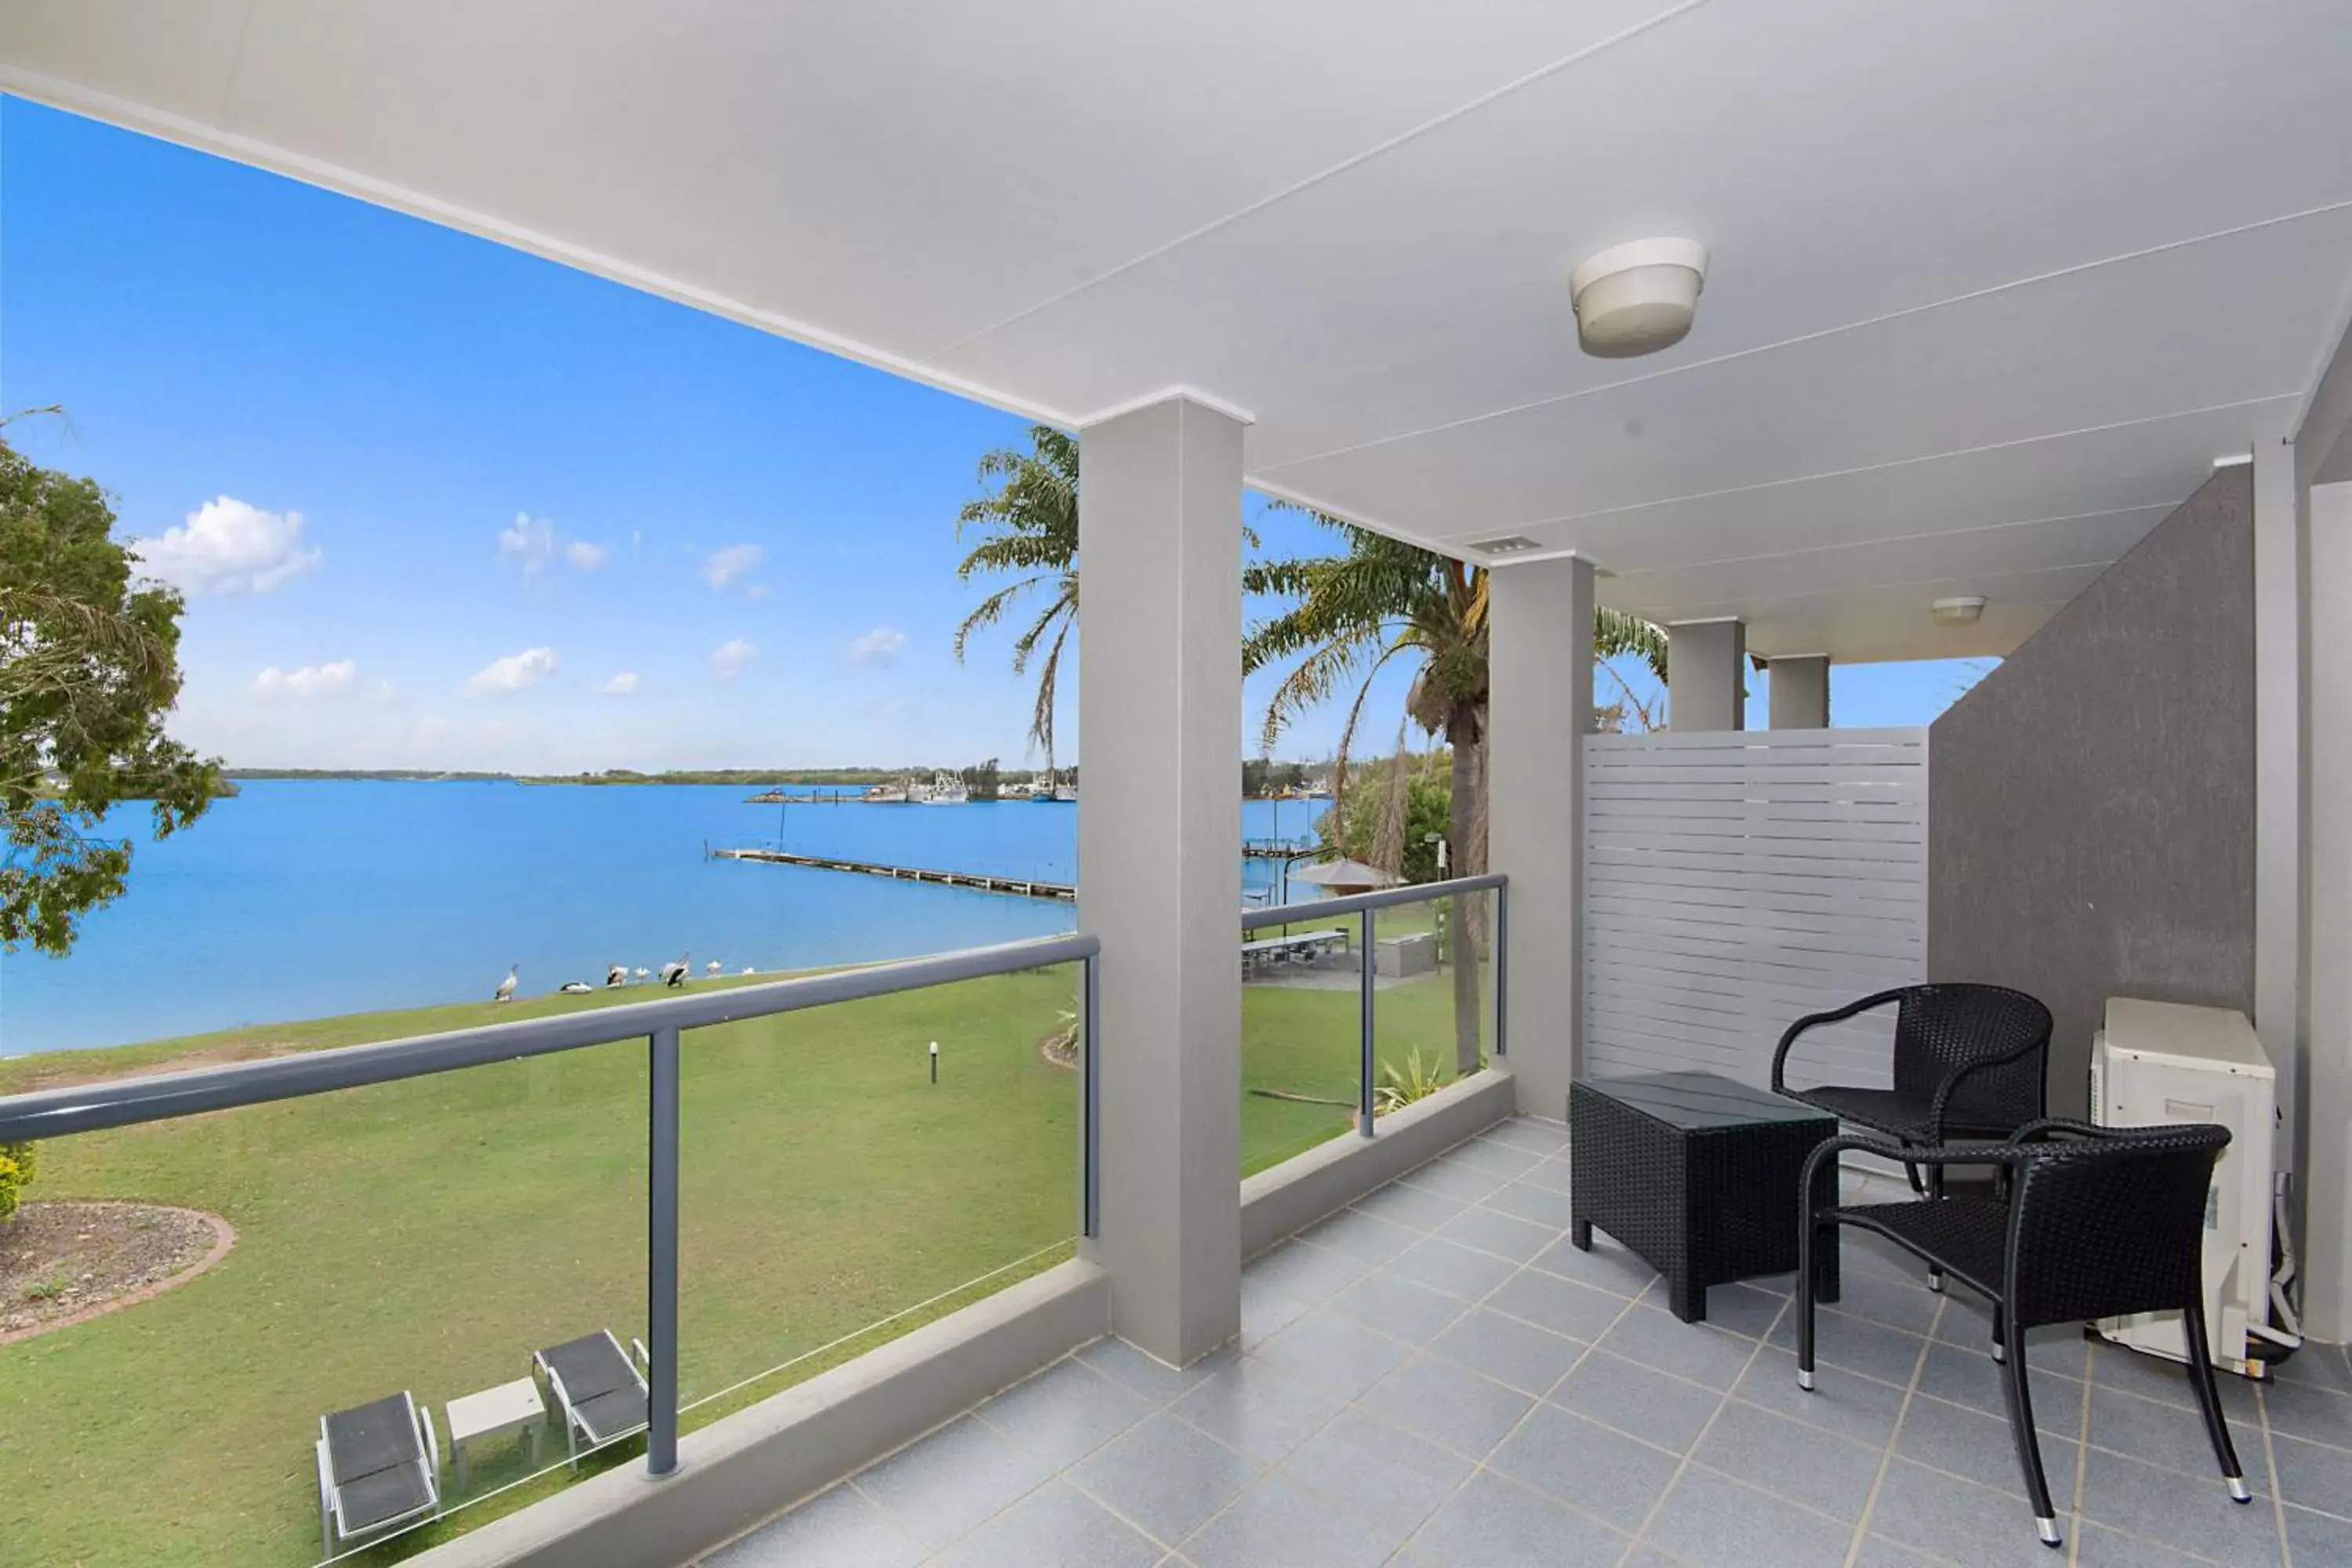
[2090,997,2274,1379]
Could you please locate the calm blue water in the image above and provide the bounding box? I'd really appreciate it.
[0,781,1326,1055]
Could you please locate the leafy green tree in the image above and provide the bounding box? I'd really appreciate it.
[1243,510,1668,1072]
[953,426,1079,759]
[0,434,220,956]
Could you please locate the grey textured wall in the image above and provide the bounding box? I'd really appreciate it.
[1929,469,2256,1114]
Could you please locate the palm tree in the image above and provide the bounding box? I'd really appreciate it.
[953,425,1079,762]
[1242,508,1668,1074]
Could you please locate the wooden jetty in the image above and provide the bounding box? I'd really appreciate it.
[1243,838,1319,859]
[714,847,1074,902]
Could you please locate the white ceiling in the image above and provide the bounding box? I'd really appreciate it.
[5,0,2350,660]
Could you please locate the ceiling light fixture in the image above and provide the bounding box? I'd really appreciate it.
[1932,595,1987,626]
[1569,238,1708,358]
[2212,452,2254,469]
[1468,535,1544,556]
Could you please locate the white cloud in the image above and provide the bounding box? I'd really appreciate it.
[465,646,561,695]
[745,583,771,600]
[252,659,358,698]
[710,638,759,681]
[705,543,763,590]
[601,672,641,695]
[848,626,908,666]
[132,496,321,595]
[567,540,610,572]
[498,513,557,571]
[416,714,455,744]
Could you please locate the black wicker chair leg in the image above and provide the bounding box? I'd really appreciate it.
[1999,1322,2063,1548]
[2180,1297,2252,1502]
[1991,1303,2007,1363]
[1904,1160,1926,1196]
[1797,1215,1821,1392]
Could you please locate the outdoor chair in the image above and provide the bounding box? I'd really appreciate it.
[316,1391,441,1556]
[1770,982,2052,1204]
[1796,1120,2246,1549]
[533,1330,651,1468]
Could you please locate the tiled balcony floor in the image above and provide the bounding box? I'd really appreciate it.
[701,1117,2352,1568]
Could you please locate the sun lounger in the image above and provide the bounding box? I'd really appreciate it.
[316,1391,441,1555]
[533,1330,651,1468]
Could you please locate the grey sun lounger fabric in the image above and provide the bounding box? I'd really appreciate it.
[321,1392,435,1537]
[539,1330,648,1445]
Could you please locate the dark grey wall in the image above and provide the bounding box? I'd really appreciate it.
[1929,469,2256,1113]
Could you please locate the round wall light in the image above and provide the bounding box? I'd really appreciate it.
[1569,238,1709,358]
[1932,595,1987,626]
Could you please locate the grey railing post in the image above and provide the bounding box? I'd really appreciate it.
[646,1025,681,1478]
[1494,882,1510,1058]
[1082,952,1101,1239]
[1359,909,1377,1137]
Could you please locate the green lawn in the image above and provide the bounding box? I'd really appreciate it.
[0,950,1478,1566]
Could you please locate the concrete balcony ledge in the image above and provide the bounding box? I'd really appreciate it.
[1240,1067,1519,1259]
[411,1258,1110,1568]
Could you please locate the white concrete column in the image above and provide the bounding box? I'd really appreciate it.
[2301,478,2352,1341]
[1668,618,1746,731]
[2254,437,2303,1181]
[1076,392,1243,1367]
[1766,655,1830,730]
[1489,554,1595,1121]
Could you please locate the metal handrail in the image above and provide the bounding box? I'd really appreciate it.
[0,931,1100,1142]
[1237,872,1507,931]
[0,929,1102,1485]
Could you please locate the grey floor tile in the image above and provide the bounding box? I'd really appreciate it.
[1813,1267,1944,1338]
[1278,1409,1472,1540]
[1304,1206,1424,1266]
[1388,1236,1521,1301]
[1328,1269,1474,1345]
[1733,1347,1909,1449]
[1431,1306,1589,1396]
[978,1358,1156,1469]
[704,1482,924,1568]
[1643,1467,1855,1568]
[1069,1414,1261,1546]
[1655,1279,1786,1341]
[1485,1400,1681,1532]
[2086,1382,2247,1483]
[2259,1374,2352,1449]
[1488,1266,1636,1342]
[1171,1357,1344,1466]
[1411,1470,1629,1568]
[1080,1337,1232,1404]
[1479,1116,1571,1155]
[1399,1159,1512,1203]
[2077,1447,2281,1567]
[1442,1139,1544,1178]
[1894,1387,2077,1503]
[1771,1308,1932,1388]
[852,1416,1055,1550]
[1241,1275,1312,1349]
[1912,1344,2082,1436]
[2285,1501,2352,1563]
[1256,1306,1415,1399]
[2074,1519,2249,1568]
[2270,1342,2352,1397]
[1849,1537,1946,1568]
[1621,1546,1685,1568]
[2270,1428,2352,1518]
[1245,1238,1375,1306]
[932,1479,1161,1568]
[1552,1350,1726,1454]
[1350,1181,1469,1234]
[2088,1341,2258,1425]
[1438,1204,1561,1264]
[1930,1300,2091,1379]
[1599,1305,1761,1391]
[1514,1153,1577,1196]
[1866,1457,2076,1568]
[1479,1179,1577,1229]
[1531,1233,1658,1298]
[1178,1472,1399,1568]
[1359,1352,1535,1459]
[1693,1398,1882,1523]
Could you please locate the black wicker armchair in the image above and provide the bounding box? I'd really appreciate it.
[1769,982,2052,1198]
[1796,1120,2245,1549]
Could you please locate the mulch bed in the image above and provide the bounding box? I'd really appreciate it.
[1,1200,234,1343]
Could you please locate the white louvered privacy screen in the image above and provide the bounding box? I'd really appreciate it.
[1582,727,1929,1091]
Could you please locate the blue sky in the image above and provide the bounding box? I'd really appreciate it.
[0,99,1986,772]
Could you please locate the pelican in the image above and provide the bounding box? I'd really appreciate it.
[558,980,593,994]
[741,965,755,975]
[633,966,651,985]
[659,953,691,988]
[706,960,722,976]
[605,964,627,989]
[493,964,519,1004]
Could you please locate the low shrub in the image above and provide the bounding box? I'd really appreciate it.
[0,1139,37,1223]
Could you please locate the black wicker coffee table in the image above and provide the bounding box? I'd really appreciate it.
[1569,1070,1841,1323]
